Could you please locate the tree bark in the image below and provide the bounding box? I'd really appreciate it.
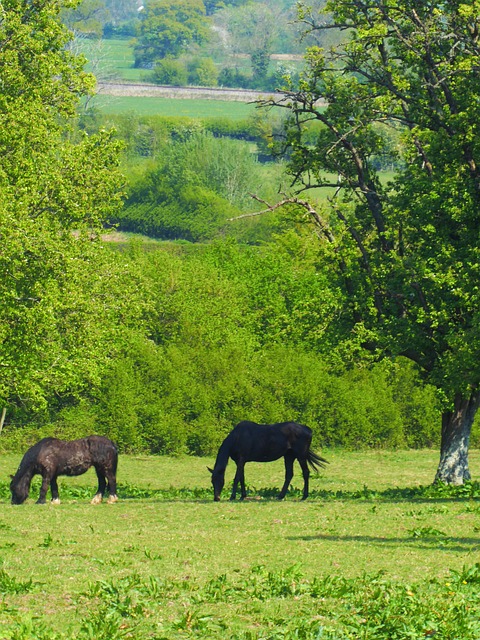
[435,390,480,485]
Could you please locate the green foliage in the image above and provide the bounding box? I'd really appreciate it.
[151,57,188,85]
[186,56,219,86]
[0,0,146,411]
[3,562,480,639]
[150,55,219,86]
[279,0,480,395]
[133,0,210,68]
[272,0,480,481]
[7,240,438,456]
[0,569,34,596]
[115,130,266,240]
[62,0,110,38]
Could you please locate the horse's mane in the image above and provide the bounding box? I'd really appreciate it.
[213,435,233,471]
[12,439,51,483]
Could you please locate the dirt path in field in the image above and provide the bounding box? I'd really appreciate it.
[96,81,281,102]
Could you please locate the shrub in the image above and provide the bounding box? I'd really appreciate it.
[151,58,188,85]
[187,57,219,86]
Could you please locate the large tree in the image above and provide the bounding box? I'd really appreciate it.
[259,0,480,483]
[133,0,209,68]
[0,0,138,412]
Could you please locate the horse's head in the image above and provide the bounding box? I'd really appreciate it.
[10,474,29,505]
[207,466,224,501]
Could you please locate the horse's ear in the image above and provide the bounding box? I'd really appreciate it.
[207,467,214,474]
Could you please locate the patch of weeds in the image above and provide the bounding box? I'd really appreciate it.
[172,609,226,634]
[38,533,56,548]
[117,483,212,501]
[72,563,480,639]
[408,526,448,538]
[0,568,35,595]
[0,481,11,501]
[464,502,480,513]
[1,617,62,640]
[449,562,480,584]
[78,609,131,640]
[406,505,450,516]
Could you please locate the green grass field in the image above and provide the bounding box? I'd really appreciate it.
[91,94,258,119]
[1,450,479,638]
[76,37,145,82]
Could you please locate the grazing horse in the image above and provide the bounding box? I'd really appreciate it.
[10,436,118,505]
[208,421,327,501]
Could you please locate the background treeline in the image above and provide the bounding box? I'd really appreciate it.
[2,104,469,456]
[66,0,333,91]
[80,109,400,243]
[1,238,456,455]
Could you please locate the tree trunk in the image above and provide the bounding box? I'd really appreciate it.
[435,390,480,485]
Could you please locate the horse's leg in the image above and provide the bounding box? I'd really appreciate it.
[50,477,61,504]
[105,468,118,504]
[91,467,106,505]
[230,461,245,500]
[278,452,295,500]
[239,463,247,500]
[298,457,310,500]
[36,474,50,504]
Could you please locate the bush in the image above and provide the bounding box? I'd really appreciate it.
[187,57,219,86]
[151,58,188,85]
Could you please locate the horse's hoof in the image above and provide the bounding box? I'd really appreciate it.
[106,494,118,504]
[91,494,103,505]
[51,498,61,505]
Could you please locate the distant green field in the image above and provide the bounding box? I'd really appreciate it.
[91,93,258,119]
[77,36,146,82]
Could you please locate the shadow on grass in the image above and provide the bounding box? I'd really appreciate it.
[286,532,480,552]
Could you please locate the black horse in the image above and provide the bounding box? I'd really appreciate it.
[10,436,118,505]
[208,421,327,501]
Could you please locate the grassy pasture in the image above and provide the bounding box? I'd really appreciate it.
[76,37,145,83]
[0,450,480,638]
[90,93,258,118]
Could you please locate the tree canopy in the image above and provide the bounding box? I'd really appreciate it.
[0,0,138,411]
[263,0,480,483]
[134,0,210,68]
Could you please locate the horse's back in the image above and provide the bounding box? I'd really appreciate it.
[231,421,312,461]
[235,421,312,439]
[18,436,117,475]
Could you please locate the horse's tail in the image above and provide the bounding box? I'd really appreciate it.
[306,449,328,472]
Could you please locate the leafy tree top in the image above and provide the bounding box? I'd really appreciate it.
[134,0,210,67]
[266,0,480,401]
[0,0,130,409]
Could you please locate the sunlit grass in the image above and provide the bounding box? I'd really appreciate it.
[89,93,259,118]
[1,450,479,637]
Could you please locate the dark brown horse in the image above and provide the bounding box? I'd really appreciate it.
[208,421,327,501]
[10,436,118,505]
